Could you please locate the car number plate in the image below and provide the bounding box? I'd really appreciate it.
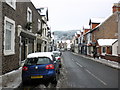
[31,76,43,79]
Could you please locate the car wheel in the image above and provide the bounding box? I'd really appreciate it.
[59,64,62,68]
[51,75,58,84]
[58,69,60,74]
[22,80,27,85]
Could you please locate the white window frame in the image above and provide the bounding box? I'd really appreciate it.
[5,0,16,10]
[38,19,41,31]
[27,7,32,32]
[27,7,32,23]
[4,16,15,55]
[102,46,106,55]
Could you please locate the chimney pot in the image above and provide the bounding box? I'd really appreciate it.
[112,2,120,13]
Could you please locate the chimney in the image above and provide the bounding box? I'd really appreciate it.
[112,2,120,13]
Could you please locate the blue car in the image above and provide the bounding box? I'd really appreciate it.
[22,52,59,84]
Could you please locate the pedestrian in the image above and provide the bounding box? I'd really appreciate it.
[93,51,96,59]
[97,53,100,59]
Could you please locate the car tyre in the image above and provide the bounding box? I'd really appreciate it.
[59,64,62,68]
[51,75,58,85]
[58,69,60,74]
[22,80,27,85]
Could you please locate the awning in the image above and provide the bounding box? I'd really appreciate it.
[97,39,117,46]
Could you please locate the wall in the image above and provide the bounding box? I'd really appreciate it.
[105,54,120,62]
[92,23,99,29]
[96,12,118,39]
[112,41,118,56]
[2,2,20,74]
[118,12,120,56]
[0,1,2,75]
[2,1,42,74]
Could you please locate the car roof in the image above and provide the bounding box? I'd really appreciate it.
[27,52,53,60]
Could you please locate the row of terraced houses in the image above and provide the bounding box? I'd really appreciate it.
[71,2,120,62]
[0,0,53,74]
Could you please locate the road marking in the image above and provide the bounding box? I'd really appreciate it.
[76,62,83,67]
[85,69,107,86]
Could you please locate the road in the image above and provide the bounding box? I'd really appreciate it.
[16,51,119,89]
[62,51,119,88]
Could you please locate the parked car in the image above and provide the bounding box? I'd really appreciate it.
[60,48,65,52]
[52,51,62,68]
[22,52,59,84]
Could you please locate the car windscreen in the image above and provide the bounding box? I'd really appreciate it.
[24,57,51,65]
[53,53,60,57]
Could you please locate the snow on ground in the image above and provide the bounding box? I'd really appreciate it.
[0,67,22,89]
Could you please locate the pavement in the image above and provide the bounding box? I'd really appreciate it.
[73,52,120,70]
[0,65,23,89]
[0,52,120,89]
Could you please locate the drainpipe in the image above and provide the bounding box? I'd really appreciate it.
[118,12,120,56]
[118,11,120,56]
[17,25,22,66]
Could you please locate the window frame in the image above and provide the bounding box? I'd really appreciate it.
[5,0,16,10]
[102,46,106,55]
[27,7,32,23]
[4,16,15,55]
[38,19,41,31]
[27,7,32,32]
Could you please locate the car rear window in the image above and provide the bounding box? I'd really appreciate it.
[53,53,60,57]
[24,57,51,65]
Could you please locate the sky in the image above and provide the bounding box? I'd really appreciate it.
[31,0,119,31]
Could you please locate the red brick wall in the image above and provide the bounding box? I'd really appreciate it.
[105,54,120,63]
[84,29,90,33]
[92,23,99,29]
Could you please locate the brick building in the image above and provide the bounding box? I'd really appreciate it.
[74,2,120,62]
[85,2,119,62]
[86,17,105,56]
[0,0,51,74]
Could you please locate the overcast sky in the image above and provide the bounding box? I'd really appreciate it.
[31,0,119,31]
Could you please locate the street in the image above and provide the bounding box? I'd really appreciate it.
[62,51,118,88]
[16,51,119,89]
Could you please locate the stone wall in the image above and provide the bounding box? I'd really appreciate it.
[2,1,41,74]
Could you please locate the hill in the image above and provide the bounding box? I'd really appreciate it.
[53,30,79,41]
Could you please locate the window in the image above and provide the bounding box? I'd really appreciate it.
[27,7,32,23]
[38,19,41,31]
[76,38,78,44]
[27,7,32,32]
[24,57,51,65]
[102,47,106,53]
[4,16,15,55]
[5,0,16,10]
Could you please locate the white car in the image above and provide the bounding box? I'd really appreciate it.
[52,51,62,68]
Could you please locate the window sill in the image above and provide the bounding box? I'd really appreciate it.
[4,51,15,56]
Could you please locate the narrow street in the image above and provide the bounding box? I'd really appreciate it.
[16,51,119,89]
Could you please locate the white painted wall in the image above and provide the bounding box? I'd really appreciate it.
[112,41,118,56]
[118,12,120,56]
